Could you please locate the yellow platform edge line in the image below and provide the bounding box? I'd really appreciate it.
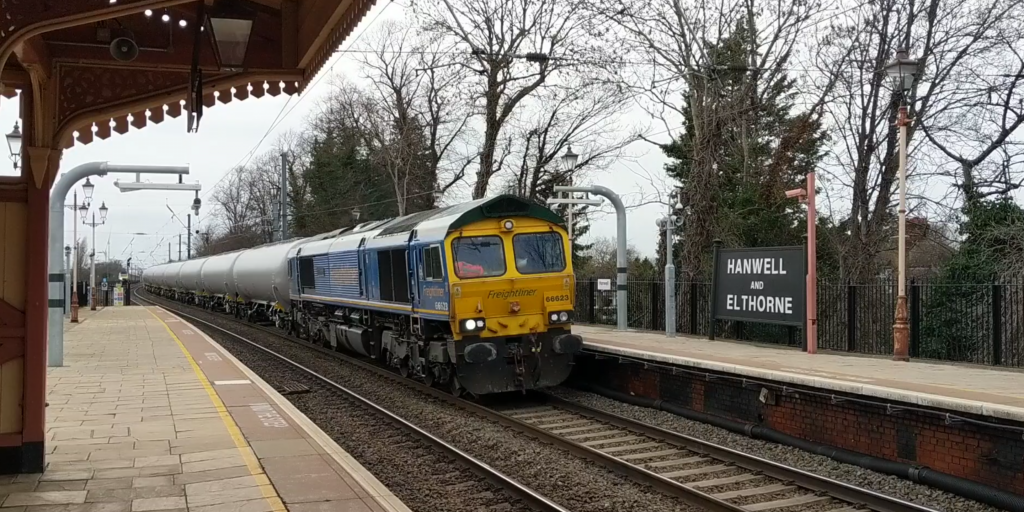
[146,307,287,512]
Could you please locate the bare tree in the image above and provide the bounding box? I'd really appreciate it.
[504,77,637,200]
[413,0,609,199]
[356,21,474,213]
[811,0,1024,279]
[597,0,831,274]
[914,0,1024,203]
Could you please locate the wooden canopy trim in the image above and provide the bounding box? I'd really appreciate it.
[0,0,197,87]
[301,0,374,92]
[56,72,303,149]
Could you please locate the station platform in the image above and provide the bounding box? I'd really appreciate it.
[572,324,1024,496]
[0,306,409,512]
[575,324,1024,421]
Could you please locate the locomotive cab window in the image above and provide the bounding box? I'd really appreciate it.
[513,232,566,274]
[452,236,505,279]
[422,245,444,280]
[298,257,316,290]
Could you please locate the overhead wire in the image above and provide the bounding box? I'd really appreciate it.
[139,0,396,261]
[195,0,396,203]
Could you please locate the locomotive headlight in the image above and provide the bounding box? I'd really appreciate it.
[461,317,486,333]
[502,219,515,231]
[548,311,572,324]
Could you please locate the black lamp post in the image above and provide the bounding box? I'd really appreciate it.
[5,122,21,171]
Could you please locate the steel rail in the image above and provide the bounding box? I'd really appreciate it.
[136,291,943,512]
[538,396,939,512]
[136,292,744,511]
[132,294,570,512]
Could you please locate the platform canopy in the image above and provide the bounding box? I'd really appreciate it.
[0,0,375,188]
[0,0,376,474]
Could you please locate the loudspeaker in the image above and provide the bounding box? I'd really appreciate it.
[110,35,138,62]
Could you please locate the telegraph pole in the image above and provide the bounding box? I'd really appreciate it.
[178,234,182,261]
[280,152,289,240]
[187,214,192,259]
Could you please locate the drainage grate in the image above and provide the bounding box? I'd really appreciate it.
[275,382,311,396]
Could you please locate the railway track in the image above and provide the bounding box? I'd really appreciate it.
[135,291,941,512]
[494,400,935,512]
[133,293,567,512]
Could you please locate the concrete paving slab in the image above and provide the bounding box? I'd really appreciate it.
[31,307,411,512]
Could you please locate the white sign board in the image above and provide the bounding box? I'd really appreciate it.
[597,279,612,291]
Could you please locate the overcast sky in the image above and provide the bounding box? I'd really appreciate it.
[0,1,674,270]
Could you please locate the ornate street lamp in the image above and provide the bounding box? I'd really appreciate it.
[5,121,21,171]
[882,47,919,362]
[208,1,255,69]
[78,203,89,221]
[82,177,95,204]
[884,48,919,97]
[99,202,109,223]
[560,145,579,172]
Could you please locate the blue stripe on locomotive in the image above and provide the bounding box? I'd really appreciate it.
[289,240,450,320]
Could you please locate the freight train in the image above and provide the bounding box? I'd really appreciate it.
[143,195,583,396]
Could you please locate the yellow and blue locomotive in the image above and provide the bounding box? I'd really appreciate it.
[145,195,583,396]
[286,195,583,395]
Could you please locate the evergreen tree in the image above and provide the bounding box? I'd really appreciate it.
[920,197,1024,362]
[662,20,825,277]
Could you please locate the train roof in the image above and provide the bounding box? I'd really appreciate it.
[391,195,564,237]
[293,195,565,256]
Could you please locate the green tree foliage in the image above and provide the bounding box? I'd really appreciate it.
[662,20,825,278]
[920,198,1024,361]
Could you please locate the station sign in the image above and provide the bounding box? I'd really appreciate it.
[597,279,612,291]
[711,246,805,326]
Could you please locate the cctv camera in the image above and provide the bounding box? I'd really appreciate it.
[785,189,806,199]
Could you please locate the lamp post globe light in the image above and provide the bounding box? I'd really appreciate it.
[6,121,21,170]
[560,145,579,172]
[83,204,109,311]
[882,47,919,362]
[559,146,580,254]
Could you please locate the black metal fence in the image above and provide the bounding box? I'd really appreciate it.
[574,277,1024,367]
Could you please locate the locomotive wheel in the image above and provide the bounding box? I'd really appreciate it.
[422,366,435,387]
[399,358,410,378]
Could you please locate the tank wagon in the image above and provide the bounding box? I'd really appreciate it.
[143,195,583,396]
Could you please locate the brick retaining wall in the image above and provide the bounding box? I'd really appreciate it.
[572,354,1024,494]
